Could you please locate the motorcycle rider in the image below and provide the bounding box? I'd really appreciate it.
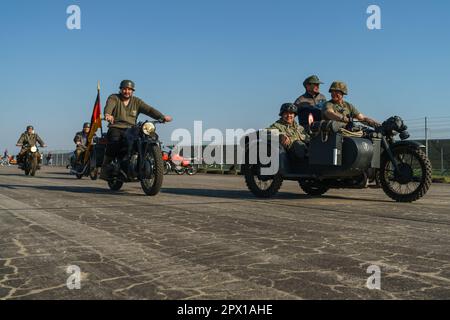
[16,125,47,167]
[322,81,380,127]
[73,122,93,165]
[100,80,173,180]
[268,103,310,160]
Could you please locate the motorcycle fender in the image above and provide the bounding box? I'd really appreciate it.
[391,140,425,150]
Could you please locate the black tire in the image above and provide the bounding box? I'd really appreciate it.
[108,179,123,191]
[30,156,38,176]
[140,144,164,196]
[90,168,99,180]
[298,179,329,196]
[175,168,185,175]
[163,162,170,175]
[186,165,198,176]
[380,146,432,203]
[242,164,283,198]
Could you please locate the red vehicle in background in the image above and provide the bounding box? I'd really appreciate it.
[162,147,198,175]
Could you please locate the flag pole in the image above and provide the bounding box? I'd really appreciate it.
[98,81,103,136]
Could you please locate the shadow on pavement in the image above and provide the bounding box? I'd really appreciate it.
[0,183,130,196]
[161,187,392,203]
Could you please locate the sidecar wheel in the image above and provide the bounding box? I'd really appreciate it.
[242,164,283,198]
[108,179,123,191]
[380,146,432,202]
[298,179,329,196]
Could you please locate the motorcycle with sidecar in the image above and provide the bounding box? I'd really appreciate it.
[241,116,432,203]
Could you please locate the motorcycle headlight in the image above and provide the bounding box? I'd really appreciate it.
[30,146,37,153]
[142,122,156,136]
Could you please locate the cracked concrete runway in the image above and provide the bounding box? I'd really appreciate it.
[0,166,449,300]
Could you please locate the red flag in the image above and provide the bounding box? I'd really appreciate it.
[83,84,102,164]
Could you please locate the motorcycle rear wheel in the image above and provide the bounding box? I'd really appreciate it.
[141,145,164,196]
[186,165,198,176]
[380,146,432,202]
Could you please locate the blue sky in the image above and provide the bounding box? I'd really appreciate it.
[1,0,449,152]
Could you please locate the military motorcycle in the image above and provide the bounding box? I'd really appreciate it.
[18,145,43,176]
[242,116,432,203]
[103,121,165,196]
[70,136,106,180]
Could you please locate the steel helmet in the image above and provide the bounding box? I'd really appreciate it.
[329,81,348,95]
[120,80,135,91]
[279,103,298,116]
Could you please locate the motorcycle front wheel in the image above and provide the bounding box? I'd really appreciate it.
[380,146,432,202]
[30,155,38,176]
[140,144,164,196]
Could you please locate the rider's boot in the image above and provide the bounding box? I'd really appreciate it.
[99,155,113,180]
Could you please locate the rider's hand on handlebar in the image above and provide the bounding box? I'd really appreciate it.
[163,115,173,123]
[105,114,115,124]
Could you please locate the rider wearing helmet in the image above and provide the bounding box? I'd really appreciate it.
[73,122,93,165]
[16,125,46,166]
[101,80,173,179]
[322,81,380,127]
[268,103,310,160]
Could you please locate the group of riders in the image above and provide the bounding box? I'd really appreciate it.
[14,76,379,179]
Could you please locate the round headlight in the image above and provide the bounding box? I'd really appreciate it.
[142,122,156,136]
[30,146,37,153]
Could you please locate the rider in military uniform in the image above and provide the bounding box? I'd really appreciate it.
[73,122,93,165]
[101,80,172,179]
[294,75,327,110]
[268,103,310,160]
[16,125,47,166]
[294,75,327,128]
[322,81,380,127]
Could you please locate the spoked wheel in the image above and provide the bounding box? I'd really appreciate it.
[163,162,170,175]
[108,179,123,191]
[186,165,198,176]
[380,146,432,202]
[298,179,329,196]
[243,164,283,198]
[175,168,185,175]
[140,145,164,196]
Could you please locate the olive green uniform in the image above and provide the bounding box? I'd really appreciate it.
[17,132,45,147]
[73,131,93,163]
[268,120,309,149]
[16,132,45,163]
[104,94,165,129]
[321,100,360,121]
